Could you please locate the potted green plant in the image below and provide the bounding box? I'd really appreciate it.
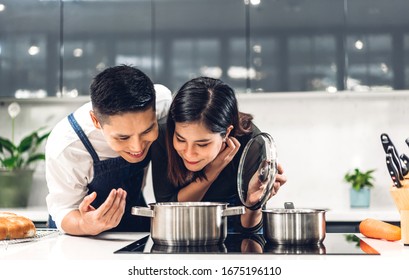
[344,168,375,208]
[0,102,50,208]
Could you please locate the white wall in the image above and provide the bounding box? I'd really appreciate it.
[1,91,408,211]
[236,91,409,211]
[0,98,88,207]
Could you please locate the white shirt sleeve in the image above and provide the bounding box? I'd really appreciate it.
[45,118,94,232]
[154,84,172,120]
[46,86,172,232]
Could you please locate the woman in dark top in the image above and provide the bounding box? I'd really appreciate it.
[151,77,286,233]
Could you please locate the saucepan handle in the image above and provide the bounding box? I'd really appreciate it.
[222,206,246,217]
[131,206,154,218]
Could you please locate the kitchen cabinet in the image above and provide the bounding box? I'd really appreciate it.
[2,0,409,97]
[325,208,400,231]
[326,221,400,233]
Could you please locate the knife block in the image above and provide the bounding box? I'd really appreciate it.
[390,181,409,245]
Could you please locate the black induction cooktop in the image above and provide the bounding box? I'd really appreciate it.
[114,233,379,255]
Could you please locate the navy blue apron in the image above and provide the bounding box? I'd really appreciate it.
[48,113,151,232]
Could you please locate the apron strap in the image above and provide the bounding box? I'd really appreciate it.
[67,113,100,162]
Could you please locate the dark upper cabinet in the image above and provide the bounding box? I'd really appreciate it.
[0,0,60,97]
[0,0,408,97]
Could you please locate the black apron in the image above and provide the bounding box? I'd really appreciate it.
[48,113,150,232]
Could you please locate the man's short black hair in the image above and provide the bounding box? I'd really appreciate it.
[90,65,156,124]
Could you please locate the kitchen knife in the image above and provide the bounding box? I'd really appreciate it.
[387,146,406,180]
[400,153,409,171]
[380,133,392,153]
[381,133,401,156]
[380,133,408,177]
[385,154,402,188]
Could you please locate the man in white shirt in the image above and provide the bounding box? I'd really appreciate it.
[45,65,171,236]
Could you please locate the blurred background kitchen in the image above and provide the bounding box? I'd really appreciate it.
[1,0,409,215]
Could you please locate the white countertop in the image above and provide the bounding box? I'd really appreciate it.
[325,207,400,222]
[0,206,49,222]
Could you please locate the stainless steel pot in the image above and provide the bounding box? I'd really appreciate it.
[132,202,245,246]
[264,242,326,254]
[262,202,326,245]
[151,243,227,253]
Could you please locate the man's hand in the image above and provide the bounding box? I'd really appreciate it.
[63,188,127,236]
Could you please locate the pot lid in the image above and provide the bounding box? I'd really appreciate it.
[261,202,328,214]
[237,132,278,210]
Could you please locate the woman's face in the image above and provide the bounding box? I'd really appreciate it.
[173,122,224,172]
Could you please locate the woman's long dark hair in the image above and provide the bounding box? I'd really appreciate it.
[166,77,253,187]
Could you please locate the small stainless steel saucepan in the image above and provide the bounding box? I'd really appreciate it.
[264,242,326,254]
[262,202,326,245]
[132,202,245,246]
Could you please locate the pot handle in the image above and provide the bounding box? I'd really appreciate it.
[222,206,246,217]
[131,206,154,218]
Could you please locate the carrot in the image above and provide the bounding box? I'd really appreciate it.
[359,218,401,241]
[359,240,379,254]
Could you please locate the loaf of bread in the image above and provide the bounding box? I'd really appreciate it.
[0,212,36,240]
